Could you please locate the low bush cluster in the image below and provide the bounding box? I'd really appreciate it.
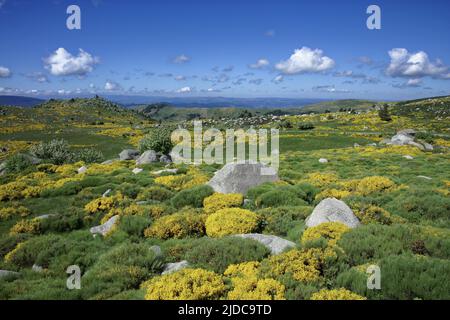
[203,193,243,214]
[205,208,260,237]
[144,210,206,239]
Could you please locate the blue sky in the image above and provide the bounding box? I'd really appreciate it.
[0,0,449,100]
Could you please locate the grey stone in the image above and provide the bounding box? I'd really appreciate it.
[403,155,414,160]
[35,214,55,220]
[306,198,360,228]
[32,264,43,272]
[379,139,391,145]
[0,270,19,279]
[417,175,432,180]
[90,215,119,236]
[234,234,296,255]
[162,260,189,275]
[422,142,434,151]
[207,161,278,194]
[136,150,158,165]
[102,189,111,197]
[398,129,416,136]
[132,168,143,174]
[407,141,425,150]
[101,159,116,165]
[77,166,87,174]
[318,158,328,163]
[391,133,414,145]
[152,168,178,175]
[367,143,377,147]
[159,154,172,164]
[119,149,140,161]
[150,245,162,256]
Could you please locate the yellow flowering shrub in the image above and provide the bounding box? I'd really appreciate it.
[307,172,339,187]
[84,193,125,214]
[301,222,350,247]
[144,268,226,300]
[205,208,260,237]
[0,181,28,201]
[355,176,395,196]
[353,205,397,225]
[144,211,206,239]
[224,261,285,300]
[310,288,366,300]
[9,218,41,235]
[21,186,44,199]
[315,189,351,201]
[262,249,322,283]
[154,168,209,191]
[0,206,30,220]
[4,242,24,263]
[203,193,244,214]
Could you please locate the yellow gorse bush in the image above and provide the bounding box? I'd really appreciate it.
[224,262,285,300]
[307,172,339,187]
[301,222,350,247]
[203,193,244,214]
[355,176,395,196]
[205,208,260,237]
[310,288,366,300]
[315,189,351,201]
[0,206,30,220]
[9,218,41,235]
[143,268,226,300]
[263,249,323,283]
[84,193,125,214]
[144,211,206,239]
[154,168,209,191]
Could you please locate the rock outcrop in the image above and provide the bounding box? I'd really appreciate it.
[305,198,360,228]
[234,234,296,255]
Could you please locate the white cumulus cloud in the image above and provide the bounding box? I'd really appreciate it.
[173,54,190,64]
[386,48,449,79]
[249,58,269,69]
[177,86,191,93]
[276,47,335,74]
[0,66,11,78]
[44,48,99,76]
[104,81,122,91]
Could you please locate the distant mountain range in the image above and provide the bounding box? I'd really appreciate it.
[0,95,329,109]
[0,95,45,107]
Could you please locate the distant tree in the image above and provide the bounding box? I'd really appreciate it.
[378,104,392,122]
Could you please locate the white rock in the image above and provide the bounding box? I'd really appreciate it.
[77,166,87,174]
[136,150,158,165]
[32,264,43,272]
[417,175,432,180]
[102,189,111,198]
[132,168,143,174]
[90,215,119,236]
[306,198,360,228]
[162,261,189,275]
[403,155,414,160]
[152,168,178,175]
[208,161,278,194]
[234,234,296,255]
[318,158,328,163]
[119,149,140,161]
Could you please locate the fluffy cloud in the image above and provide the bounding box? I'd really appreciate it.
[249,59,269,69]
[312,85,350,93]
[177,86,191,93]
[44,48,99,76]
[0,66,11,78]
[173,54,190,64]
[25,72,49,83]
[104,81,122,91]
[272,75,284,84]
[276,47,335,74]
[386,48,449,79]
[393,78,422,89]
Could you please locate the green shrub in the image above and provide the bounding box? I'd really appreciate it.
[257,206,312,236]
[256,184,317,208]
[138,127,174,154]
[171,185,214,209]
[336,254,450,300]
[4,154,33,173]
[178,237,270,273]
[297,122,315,130]
[117,182,141,199]
[117,215,152,238]
[29,139,73,165]
[137,186,174,202]
[0,234,30,259]
[73,148,104,163]
[81,242,164,299]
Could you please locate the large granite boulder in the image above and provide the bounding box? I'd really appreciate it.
[234,234,296,255]
[90,215,119,236]
[136,150,158,165]
[207,161,278,194]
[119,149,140,161]
[162,260,189,275]
[306,198,360,228]
[391,133,414,145]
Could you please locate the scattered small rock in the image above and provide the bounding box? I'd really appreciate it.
[417,175,432,180]
[162,260,189,275]
[159,154,172,164]
[234,234,296,255]
[90,215,119,236]
[306,198,360,228]
[102,189,111,198]
[353,143,360,148]
[318,158,328,163]
[32,264,43,272]
[152,168,178,175]
[132,168,143,174]
[403,155,414,160]
[119,149,140,161]
[77,166,87,174]
[150,245,162,256]
[101,159,117,165]
[136,150,158,165]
